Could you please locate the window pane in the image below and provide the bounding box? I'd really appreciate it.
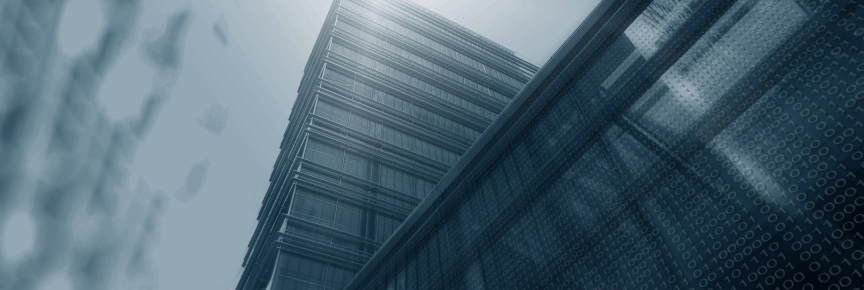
[291,189,336,227]
[334,201,363,236]
[325,265,356,289]
[380,165,415,196]
[316,101,348,126]
[342,151,367,179]
[273,252,328,290]
[305,140,343,170]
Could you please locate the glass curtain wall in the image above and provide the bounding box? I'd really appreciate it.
[345,0,864,289]
[235,0,538,289]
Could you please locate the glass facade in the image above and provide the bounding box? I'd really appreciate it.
[235,0,537,289]
[346,0,864,289]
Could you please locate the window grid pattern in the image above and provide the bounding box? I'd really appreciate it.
[302,169,377,202]
[375,214,401,243]
[304,139,437,200]
[323,69,482,141]
[391,0,517,56]
[339,0,526,88]
[290,188,370,238]
[315,100,460,167]
[329,42,498,121]
[379,164,434,199]
[271,251,357,290]
[335,21,513,102]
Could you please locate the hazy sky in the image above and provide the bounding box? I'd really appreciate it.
[2,0,600,289]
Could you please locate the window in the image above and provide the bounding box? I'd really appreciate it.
[336,3,528,87]
[325,265,356,289]
[348,112,379,138]
[291,189,337,227]
[329,42,497,121]
[341,152,368,179]
[316,101,349,126]
[415,178,435,199]
[272,251,357,290]
[319,69,481,140]
[333,201,363,236]
[323,68,354,89]
[305,140,343,170]
[291,188,366,237]
[380,165,415,196]
[376,214,402,242]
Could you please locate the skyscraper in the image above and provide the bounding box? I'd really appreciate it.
[235,1,537,289]
[344,0,864,289]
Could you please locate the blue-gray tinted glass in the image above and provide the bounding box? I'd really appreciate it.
[348,0,864,289]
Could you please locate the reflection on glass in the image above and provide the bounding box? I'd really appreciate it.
[347,0,864,289]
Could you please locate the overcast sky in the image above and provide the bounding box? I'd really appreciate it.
[0,0,600,289]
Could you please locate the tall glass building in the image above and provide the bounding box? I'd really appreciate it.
[235,0,537,289]
[345,0,864,289]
